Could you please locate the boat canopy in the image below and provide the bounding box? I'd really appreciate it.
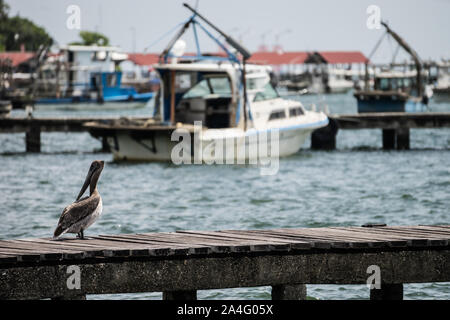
[153,62,277,129]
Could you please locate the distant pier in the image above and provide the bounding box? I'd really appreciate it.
[312,112,450,150]
[1,112,450,153]
[0,225,449,300]
[0,116,147,152]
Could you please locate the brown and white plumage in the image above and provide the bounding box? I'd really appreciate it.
[53,160,104,239]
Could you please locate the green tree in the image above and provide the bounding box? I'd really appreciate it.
[0,0,53,51]
[0,0,9,20]
[0,0,10,51]
[71,31,110,46]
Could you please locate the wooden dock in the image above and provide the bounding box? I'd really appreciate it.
[1,112,450,153]
[0,116,147,152]
[0,224,449,300]
[312,112,450,150]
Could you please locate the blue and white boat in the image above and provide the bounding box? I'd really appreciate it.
[35,71,154,105]
[34,45,154,108]
[354,21,431,113]
[355,70,429,113]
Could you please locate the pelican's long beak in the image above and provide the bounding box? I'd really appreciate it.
[76,167,94,201]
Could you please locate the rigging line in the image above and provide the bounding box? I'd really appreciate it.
[143,19,191,53]
[192,20,201,57]
[368,32,387,61]
[392,44,401,65]
[193,18,239,63]
[387,33,395,62]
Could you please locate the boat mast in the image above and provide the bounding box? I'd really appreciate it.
[380,21,423,97]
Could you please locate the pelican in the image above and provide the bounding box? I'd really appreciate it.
[53,160,105,239]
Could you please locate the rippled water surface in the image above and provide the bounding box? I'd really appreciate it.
[1,93,449,299]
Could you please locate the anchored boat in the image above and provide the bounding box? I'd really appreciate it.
[33,45,154,108]
[35,71,154,106]
[85,4,328,162]
[355,22,431,113]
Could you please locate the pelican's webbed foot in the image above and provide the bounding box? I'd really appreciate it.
[77,230,84,239]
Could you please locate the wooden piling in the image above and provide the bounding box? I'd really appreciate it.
[25,124,41,153]
[396,128,410,150]
[272,284,307,300]
[382,128,410,150]
[311,118,338,150]
[163,290,197,300]
[382,129,396,150]
[370,283,403,300]
[101,136,111,152]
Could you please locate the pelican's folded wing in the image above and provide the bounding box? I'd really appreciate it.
[57,195,101,231]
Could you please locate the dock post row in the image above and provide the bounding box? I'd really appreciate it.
[2,112,449,152]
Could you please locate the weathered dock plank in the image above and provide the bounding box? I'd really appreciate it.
[0,225,449,300]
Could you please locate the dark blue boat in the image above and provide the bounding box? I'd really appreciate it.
[354,21,429,113]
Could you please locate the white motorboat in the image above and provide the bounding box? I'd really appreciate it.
[85,4,328,165]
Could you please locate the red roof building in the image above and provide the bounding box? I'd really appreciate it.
[0,52,35,67]
[249,51,309,65]
[310,51,369,64]
[125,51,368,66]
[126,53,159,66]
[318,51,369,64]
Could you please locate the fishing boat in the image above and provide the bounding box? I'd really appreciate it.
[35,71,154,106]
[33,45,154,108]
[85,4,328,163]
[354,22,430,113]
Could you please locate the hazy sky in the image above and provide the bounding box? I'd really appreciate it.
[7,0,450,62]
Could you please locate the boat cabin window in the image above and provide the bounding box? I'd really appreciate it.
[375,75,416,94]
[106,73,117,87]
[269,110,286,120]
[183,76,231,99]
[247,77,267,90]
[378,78,390,91]
[289,106,304,117]
[253,82,279,102]
[157,69,234,129]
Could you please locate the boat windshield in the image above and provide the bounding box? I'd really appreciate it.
[253,82,279,101]
[182,76,231,99]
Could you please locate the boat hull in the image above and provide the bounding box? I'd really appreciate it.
[355,91,427,113]
[105,125,321,163]
[34,92,154,106]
